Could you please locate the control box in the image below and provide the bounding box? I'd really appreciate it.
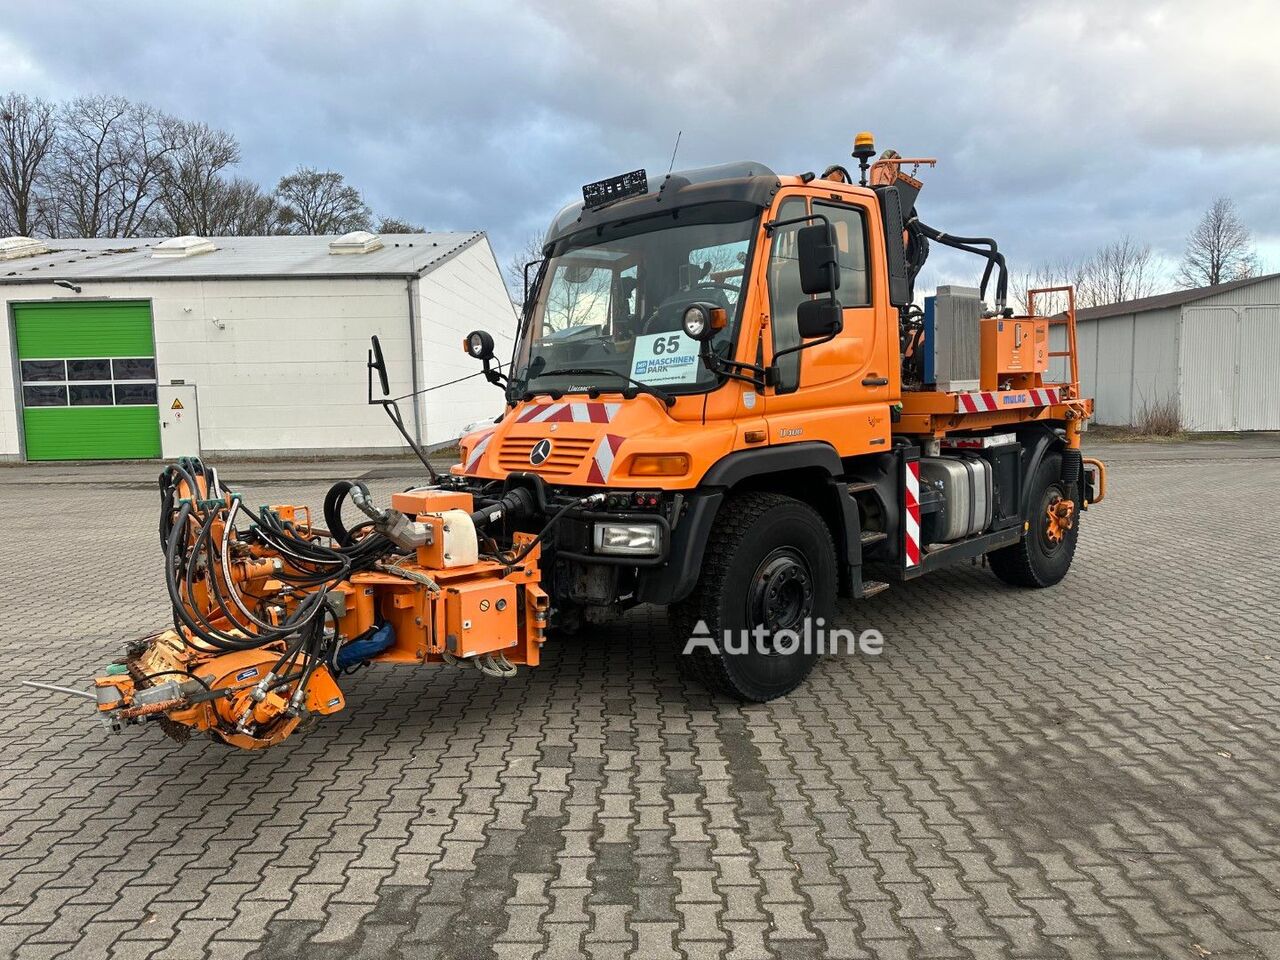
[980,317,1048,389]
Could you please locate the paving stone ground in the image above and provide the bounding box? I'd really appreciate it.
[1,441,1277,959]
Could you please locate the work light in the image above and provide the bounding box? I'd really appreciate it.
[464,329,495,360]
[681,306,708,340]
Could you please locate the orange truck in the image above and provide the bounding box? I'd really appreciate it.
[42,135,1104,748]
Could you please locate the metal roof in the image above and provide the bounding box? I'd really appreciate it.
[0,232,485,284]
[1075,272,1280,321]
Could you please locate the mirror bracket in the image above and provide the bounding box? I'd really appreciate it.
[366,335,440,482]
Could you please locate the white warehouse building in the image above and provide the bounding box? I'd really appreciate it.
[1075,272,1280,431]
[0,232,515,461]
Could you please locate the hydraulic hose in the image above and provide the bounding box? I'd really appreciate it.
[914,221,1009,310]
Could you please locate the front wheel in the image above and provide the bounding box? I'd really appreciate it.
[989,450,1079,587]
[671,492,836,702]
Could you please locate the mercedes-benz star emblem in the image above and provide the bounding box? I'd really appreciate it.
[529,438,553,466]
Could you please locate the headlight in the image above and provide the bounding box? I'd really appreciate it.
[593,522,662,557]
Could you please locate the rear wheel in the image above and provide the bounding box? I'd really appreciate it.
[672,492,836,701]
[989,450,1079,587]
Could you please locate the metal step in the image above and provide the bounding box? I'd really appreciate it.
[860,530,888,547]
[846,481,877,496]
[860,580,890,599]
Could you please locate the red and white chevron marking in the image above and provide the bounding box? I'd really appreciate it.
[955,387,1060,413]
[903,459,921,568]
[463,431,493,472]
[586,434,625,485]
[515,401,622,424]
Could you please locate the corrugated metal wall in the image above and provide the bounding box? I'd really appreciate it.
[1238,307,1280,430]
[1179,299,1280,431]
[1078,282,1280,430]
[1192,275,1280,308]
[1075,307,1181,425]
[1131,306,1181,423]
[1180,307,1240,430]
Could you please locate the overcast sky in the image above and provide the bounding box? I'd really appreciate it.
[4,0,1279,290]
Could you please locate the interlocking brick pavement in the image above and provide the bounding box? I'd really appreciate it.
[1,441,1278,959]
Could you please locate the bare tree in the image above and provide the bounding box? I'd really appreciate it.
[1011,257,1084,315]
[1015,237,1160,313]
[1077,235,1159,307]
[1176,197,1259,287]
[207,177,285,236]
[150,120,241,236]
[375,215,423,233]
[52,96,175,238]
[275,167,370,234]
[0,92,58,236]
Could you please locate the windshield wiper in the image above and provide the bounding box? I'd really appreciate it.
[525,367,676,407]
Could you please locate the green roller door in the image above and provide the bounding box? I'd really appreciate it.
[14,300,161,460]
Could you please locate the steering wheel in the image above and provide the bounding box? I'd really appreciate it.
[641,285,734,336]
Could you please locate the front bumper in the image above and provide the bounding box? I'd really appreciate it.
[450,471,710,606]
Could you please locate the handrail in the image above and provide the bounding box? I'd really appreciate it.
[1027,285,1079,399]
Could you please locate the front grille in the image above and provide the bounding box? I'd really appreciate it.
[497,436,595,476]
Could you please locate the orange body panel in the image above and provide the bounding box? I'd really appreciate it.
[980,317,1048,390]
[391,489,474,515]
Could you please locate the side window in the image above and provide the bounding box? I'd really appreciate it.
[813,201,870,306]
[768,197,807,392]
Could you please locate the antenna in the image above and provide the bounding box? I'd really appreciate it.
[666,130,682,176]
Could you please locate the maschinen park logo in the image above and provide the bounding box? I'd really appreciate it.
[681,619,885,657]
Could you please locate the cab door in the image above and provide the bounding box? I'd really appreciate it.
[761,193,894,456]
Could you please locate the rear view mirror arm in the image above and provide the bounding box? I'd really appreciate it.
[371,395,440,483]
[763,211,830,234]
[698,347,769,390]
[769,326,841,367]
[367,337,440,482]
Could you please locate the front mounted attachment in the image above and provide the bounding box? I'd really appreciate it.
[63,458,550,751]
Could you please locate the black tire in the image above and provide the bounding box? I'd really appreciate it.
[989,451,1079,588]
[671,492,836,702]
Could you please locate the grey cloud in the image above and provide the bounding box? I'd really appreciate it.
[3,0,1278,280]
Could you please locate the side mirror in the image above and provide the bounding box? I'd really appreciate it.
[464,330,496,362]
[369,335,389,397]
[797,223,841,296]
[796,300,843,339]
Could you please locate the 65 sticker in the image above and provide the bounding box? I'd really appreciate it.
[631,331,699,385]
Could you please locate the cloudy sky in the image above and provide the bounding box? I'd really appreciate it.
[4,0,1279,289]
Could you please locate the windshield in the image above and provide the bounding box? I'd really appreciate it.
[510,203,758,398]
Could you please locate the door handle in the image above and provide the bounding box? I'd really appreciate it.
[861,376,889,387]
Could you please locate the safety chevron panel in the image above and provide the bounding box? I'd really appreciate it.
[956,387,1059,413]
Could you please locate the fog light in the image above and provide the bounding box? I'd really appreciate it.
[593,522,661,557]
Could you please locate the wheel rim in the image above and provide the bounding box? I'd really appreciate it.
[747,547,814,655]
[1040,487,1073,553]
